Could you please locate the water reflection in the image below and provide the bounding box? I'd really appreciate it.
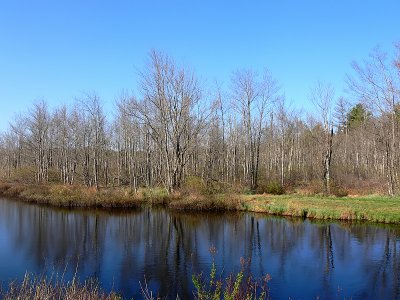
[0,198,399,299]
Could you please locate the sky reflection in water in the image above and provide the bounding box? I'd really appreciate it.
[0,198,399,299]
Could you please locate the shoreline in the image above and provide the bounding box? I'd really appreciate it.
[1,181,400,224]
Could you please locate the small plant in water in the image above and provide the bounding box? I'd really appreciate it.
[192,247,270,300]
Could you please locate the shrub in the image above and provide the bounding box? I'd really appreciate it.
[229,182,248,194]
[140,187,170,205]
[205,180,229,194]
[181,176,208,196]
[329,181,349,197]
[0,182,11,194]
[9,167,36,184]
[192,249,270,300]
[331,186,349,197]
[47,168,61,183]
[264,181,285,195]
[256,180,285,195]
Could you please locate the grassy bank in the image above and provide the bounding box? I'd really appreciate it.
[0,181,241,211]
[240,194,400,224]
[0,181,175,208]
[1,181,400,224]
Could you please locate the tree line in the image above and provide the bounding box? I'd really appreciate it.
[1,45,399,195]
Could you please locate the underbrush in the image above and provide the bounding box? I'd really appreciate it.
[256,181,285,195]
[181,176,231,196]
[169,194,242,211]
[293,180,349,197]
[170,177,244,211]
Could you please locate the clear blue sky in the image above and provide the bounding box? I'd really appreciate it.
[0,1,399,131]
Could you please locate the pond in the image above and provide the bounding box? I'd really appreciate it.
[0,197,399,299]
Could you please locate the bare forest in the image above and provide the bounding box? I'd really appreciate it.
[1,45,400,196]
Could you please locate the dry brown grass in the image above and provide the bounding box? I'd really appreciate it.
[1,273,121,300]
[0,182,144,208]
[0,181,235,211]
[0,182,11,193]
[1,265,269,300]
[169,193,242,211]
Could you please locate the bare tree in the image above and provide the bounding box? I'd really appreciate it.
[347,48,399,195]
[122,51,208,192]
[16,101,51,183]
[231,69,278,190]
[79,93,107,190]
[311,81,335,194]
[115,94,142,191]
[1,45,399,195]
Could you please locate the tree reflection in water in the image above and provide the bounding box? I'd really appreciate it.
[0,198,399,299]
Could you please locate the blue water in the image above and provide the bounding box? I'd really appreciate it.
[0,197,399,299]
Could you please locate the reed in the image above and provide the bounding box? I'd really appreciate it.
[1,272,121,300]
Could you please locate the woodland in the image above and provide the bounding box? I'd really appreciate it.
[1,44,400,197]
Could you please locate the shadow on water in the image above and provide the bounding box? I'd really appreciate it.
[0,197,400,299]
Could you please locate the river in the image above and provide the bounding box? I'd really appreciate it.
[0,197,399,299]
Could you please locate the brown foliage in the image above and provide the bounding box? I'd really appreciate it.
[1,273,120,300]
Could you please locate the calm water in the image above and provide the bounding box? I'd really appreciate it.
[0,198,400,299]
